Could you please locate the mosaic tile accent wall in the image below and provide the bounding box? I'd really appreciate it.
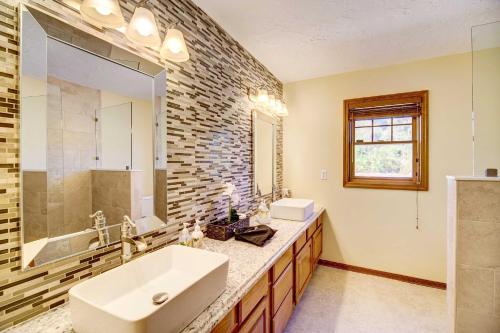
[0,0,283,329]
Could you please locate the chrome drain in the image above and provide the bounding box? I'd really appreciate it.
[152,292,169,305]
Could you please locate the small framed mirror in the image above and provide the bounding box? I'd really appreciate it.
[253,110,277,198]
[20,5,167,269]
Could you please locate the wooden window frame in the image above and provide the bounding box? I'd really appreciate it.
[343,90,429,191]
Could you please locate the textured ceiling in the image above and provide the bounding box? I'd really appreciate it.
[192,0,500,83]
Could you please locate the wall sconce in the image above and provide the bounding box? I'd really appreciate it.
[80,0,125,28]
[126,0,161,48]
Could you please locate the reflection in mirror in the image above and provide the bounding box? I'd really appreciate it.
[472,21,500,175]
[20,5,167,269]
[253,111,276,197]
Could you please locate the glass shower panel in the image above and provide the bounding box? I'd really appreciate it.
[472,21,500,175]
[97,102,132,170]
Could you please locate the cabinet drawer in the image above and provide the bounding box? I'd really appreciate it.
[294,232,307,254]
[272,290,294,333]
[211,306,238,333]
[272,247,293,283]
[239,296,270,333]
[306,223,317,239]
[241,273,269,323]
[271,263,293,315]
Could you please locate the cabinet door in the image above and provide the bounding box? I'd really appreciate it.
[294,239,312,302]
[312,227,323,267]
[239,296,270,333]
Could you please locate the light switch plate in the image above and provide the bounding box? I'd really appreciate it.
[320,169,327,180]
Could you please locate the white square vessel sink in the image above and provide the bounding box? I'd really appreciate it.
[271,198,314,221]
[69,245,229,333]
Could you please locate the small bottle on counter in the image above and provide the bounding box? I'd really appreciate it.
[257,200,271,224]
[179,223,192,246]
[191,220,204,248]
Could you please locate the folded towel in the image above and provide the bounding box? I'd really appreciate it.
[234,225,277,247]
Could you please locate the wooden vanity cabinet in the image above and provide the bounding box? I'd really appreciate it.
[211,214,324,333]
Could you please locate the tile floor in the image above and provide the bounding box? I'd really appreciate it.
[285,266,447,333]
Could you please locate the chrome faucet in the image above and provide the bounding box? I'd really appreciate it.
[121,215,147,264]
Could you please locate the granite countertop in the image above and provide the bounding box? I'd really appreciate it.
[3,208,324,333]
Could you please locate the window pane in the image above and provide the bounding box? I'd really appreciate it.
[373,126,391,141]
[373,118,391,126]
[354,143,413,178]
[355,119,371,127]
[355,127,372,142]
[393,117,412,125]
[393,125,412,141]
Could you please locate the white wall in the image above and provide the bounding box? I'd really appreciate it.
[100,91,154,196]
[20,76,47,170]
[284,53,473,282]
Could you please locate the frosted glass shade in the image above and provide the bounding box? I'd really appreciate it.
[126,6,161,48]
[80,0,124,28]
[276,103,288,117]
[257,89,269,105]
[160,28,190,62]
[268,95,276,110]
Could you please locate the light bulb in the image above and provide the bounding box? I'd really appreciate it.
[166,38,182,54]
[135,17,154,36]
[96,5,112,16]
[257,89,269,105]
[268,95,276,110]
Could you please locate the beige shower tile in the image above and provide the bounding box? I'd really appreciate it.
[457,181,500,223]
[456,308,500,333]
[457,265,495,315]
[457,220,500,268]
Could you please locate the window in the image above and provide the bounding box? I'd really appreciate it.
[343,91,428,190]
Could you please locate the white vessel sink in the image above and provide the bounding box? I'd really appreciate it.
[271,198,314,221]
[69,245,229,333]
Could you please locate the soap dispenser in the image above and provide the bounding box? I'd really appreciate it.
[191,219,204,248]
[257,200,271,225]
[179,223,192,246]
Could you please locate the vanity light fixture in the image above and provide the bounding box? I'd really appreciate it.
[160,27,190,62]
[80,0,125,28]
[126,0,161,48]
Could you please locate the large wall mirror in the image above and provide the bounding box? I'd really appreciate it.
[20,5,167,269]
[253,110,276,197]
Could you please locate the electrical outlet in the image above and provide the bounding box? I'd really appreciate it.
[320,169,327,180]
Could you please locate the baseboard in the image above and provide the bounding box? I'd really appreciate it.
[318,259,446,290]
